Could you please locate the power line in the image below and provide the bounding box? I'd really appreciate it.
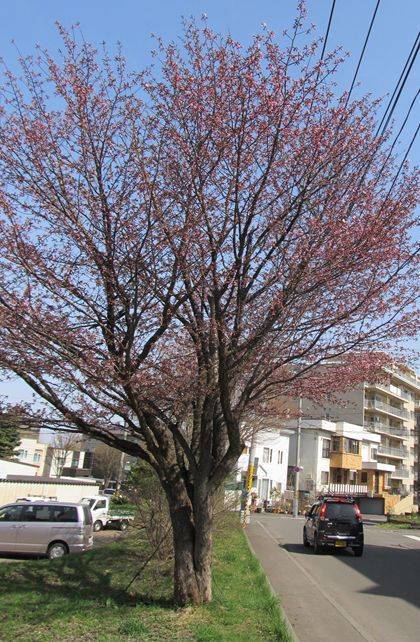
[375,31,420,138]
[345,0,381,107]
[373,88,420,187]
[379,36,420,137]
[387,89,419,160]
[385,122,419,199]
[320,0,337,61]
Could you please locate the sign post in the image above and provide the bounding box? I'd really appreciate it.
[241,432,257,528]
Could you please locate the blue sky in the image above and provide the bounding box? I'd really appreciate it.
[1,0,419,403]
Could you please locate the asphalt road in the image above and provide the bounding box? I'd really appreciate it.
[246,514,420,642]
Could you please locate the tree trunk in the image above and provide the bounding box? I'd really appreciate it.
[169,491,213,606]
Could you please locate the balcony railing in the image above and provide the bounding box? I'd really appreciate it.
[365,399,409,419]
[391,468,410,479]
[320,483,368,496]
[377,445,409,459]
[366,383,411,401]
[364,422,409,438]
[390,369,420,392]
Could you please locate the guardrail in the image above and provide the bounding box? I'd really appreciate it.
[365,399,409,419]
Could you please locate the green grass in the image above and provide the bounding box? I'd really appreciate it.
[379,514,420,530]
[0,516,291,642]
[378,522,414,530]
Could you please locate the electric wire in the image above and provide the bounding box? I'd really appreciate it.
[373,88,420,186]
[379,36,420,136]
[385,122,419,199]
[345,0,381,107]
[320,0,336,61]
[386,89,419,161]
[375,31,420,137]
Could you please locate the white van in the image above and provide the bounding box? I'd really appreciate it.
[0,501,93,559]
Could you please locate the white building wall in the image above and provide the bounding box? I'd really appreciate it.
[236,430,290,501]
[0,459,38,478]
[16,437,47,475]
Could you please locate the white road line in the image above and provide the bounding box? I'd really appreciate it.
[403,535,420,542]
[257,520,376,642]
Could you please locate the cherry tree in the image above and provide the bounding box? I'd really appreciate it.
[0,14,418,605]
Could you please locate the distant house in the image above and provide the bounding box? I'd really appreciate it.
[236,429,291,505]
[286,419,400,514]
[15,433,48,476]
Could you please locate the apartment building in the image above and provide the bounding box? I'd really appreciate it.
[299,364,420,513]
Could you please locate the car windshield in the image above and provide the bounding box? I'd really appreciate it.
[81,498,95,509]
[325,503,357,519]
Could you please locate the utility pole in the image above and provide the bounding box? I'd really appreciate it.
[241,431,257,528]
[293,396,302,518]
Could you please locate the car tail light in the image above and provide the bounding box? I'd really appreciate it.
[320,503,327,520]
[354,503,362,522]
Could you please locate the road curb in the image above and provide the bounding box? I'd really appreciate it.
[244,528,300,642]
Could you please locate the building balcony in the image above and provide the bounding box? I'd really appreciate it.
[321,483,368,496]
[330,452,362,471]
[365,399,409,419]
[390,369,420,392]
[377,445,409,459]
[366,383,411,401]
[391,468,410,479]
[364,422,409,438]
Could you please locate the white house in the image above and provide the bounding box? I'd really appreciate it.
[16,435,48,475]
[236,429,290,503]
[287,419,391,499]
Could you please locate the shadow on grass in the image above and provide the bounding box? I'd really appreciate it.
[0,537,175,628]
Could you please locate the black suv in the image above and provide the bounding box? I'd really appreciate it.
[303,496,364,556]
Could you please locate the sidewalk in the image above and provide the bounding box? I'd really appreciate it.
[362,514,387,525]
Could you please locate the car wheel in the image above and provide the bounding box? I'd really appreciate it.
[303,528,310,547]
[353,545,364,557]
[47,542,68,559]
[313,533,322,555]
[119,520,128,531]
[93,520,103,532]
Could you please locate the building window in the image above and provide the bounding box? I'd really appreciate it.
[371,448,377,461]
[361,472,368,483]
[343,439,359,454]
[18,450,28,460]
[321,471,329,485]
[332,437,340,452]
[322,439,331,458]
[262,448,272,464]
[277,451,283,465]
[71,452,80,467]
[33,453,41,463]
[83,451,94,468]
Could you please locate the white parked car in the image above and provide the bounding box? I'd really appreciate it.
[0,500,93,558]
